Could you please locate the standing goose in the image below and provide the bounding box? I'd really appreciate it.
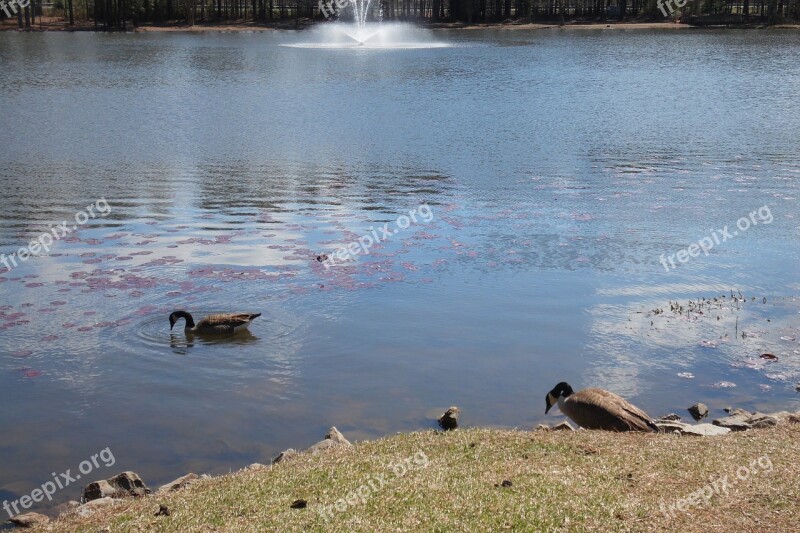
[544,382,658,432]
[169,310,261,335]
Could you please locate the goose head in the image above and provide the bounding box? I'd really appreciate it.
[545,382,574,414]
[169,310,195,330]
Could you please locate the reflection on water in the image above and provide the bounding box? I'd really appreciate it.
[1,28,800,514]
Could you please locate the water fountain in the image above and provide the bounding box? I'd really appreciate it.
[282,0,450,50]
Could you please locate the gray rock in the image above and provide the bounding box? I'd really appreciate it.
[552,421,575,431]
[688,403,709,421]
[307,426,353,455]
[82,471,149,502]
[712,413,752,431]
[765,411,794,424]
[272,448,298,464]
[246,463,268,470]
[8,512,49,528]
[534,424,550,431]
[681,423,731,437]
[324,426,352,446]
[76,497,116,517]
[157,473,198,493]
[438,407,460,430]
[746,413,779,429]
[307,439,339,454]
[657,413,682,422]
[655,421,691,433]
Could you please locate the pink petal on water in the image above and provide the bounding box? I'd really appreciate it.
[42,335,59,342]
[77,326,92,332]
[23,369,42,378]
[83,258,103,264]
[12,350,32,358]
[25,282,45,288]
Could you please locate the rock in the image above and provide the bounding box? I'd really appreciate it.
[200,474,212,480]
[495,480,513,488]
[680,423,731,437]
[76,497,116,517]
[795,384,800,392]
[789,414,800,424]
[307,427,353,454]
[534,424,550,431]
[657,413,682,422]
[155,504,170,517]
[54,500,81,518]
[8,512,49,528]
[247,463,268,470]
[290,499,307,509]
[655,421,691,433]
[324,426,352,447]
[82,472,149,502]
[552,421,575,431]
[272,448,298,464]
[688,403,709,421]
[765,411,794,425]
[712,413,752,431]
[307,439,339,454]
[747,413,779,429]
[157,473,198,493]
[438,407,460,430]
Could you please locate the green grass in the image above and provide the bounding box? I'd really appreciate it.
[39,425,800,532]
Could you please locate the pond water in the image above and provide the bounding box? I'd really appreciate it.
[1,27,800,514]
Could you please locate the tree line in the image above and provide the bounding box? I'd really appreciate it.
[3,0,798,29]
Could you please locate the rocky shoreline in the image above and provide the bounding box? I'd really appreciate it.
[8,403,800,529]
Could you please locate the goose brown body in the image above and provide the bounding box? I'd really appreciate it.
[545,382,657,432]
[169,311,261,334]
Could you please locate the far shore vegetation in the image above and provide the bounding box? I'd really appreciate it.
[2,0,799,32]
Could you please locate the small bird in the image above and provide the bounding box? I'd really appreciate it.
[169,310,261,335]
[544,382,658,432]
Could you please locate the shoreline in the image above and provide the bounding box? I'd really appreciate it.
[15,418,800,531]
[9,404,800,530]
[3,18,800,33]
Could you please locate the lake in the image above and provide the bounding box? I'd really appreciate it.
[1,27,800,514]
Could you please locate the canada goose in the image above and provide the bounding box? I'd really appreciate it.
[169,310,261,335]
[544,382,658,432]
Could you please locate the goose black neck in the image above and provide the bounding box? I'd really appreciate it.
[173,310,195,329]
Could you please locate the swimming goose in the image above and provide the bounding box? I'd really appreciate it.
[169,310,261,335]
[544,382,658,432]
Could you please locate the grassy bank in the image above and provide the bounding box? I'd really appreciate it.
[37,425,800,532]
